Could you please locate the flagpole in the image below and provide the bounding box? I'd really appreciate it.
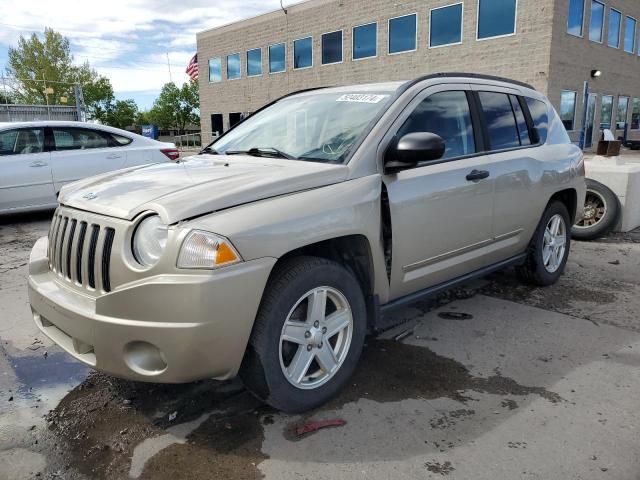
[167,52,173,83]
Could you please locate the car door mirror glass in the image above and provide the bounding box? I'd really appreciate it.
[385,132,445,173]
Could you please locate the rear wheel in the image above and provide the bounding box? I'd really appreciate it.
[240,256,366,413]
[572,179,619,241]
[517,201,571,286]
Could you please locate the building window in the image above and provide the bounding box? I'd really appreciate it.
[567,0,585,36]
[608,9,622,48]
[477,0,517,40]
[617,96,629,129]
[353,23,377,60]
[269,43,286,73]
[624,16,637,53]
[430,3,463,47]
[631,98,640,129]
[246,48,262,77]
[478,91,521,150]
[208,57,222,83]
[560,91,577,131]
[210,114,223,136]
[227,53,241,80]
[600,95,613,129]
[589,0,605,43]
[293,37,313,69]
[321,30,343,64]
[388,13,417,54]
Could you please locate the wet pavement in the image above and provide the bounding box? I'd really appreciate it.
[1,212,640,480]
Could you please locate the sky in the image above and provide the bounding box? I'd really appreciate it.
[0,0,287,109]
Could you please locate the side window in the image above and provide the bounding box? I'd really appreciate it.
[110,133,133,146]
[524,97,549,144]
[0,128,44,155]
[397,91,476,160]
[509,95,532,146]
[53,128,113,151]
[478,92,520,150]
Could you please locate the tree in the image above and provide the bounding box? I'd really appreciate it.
[148,81,200,133]
[104,99,138,129]
[6,28,114,119]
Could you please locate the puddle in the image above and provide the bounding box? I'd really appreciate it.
[8,351,89,402]
[38,339,561,479]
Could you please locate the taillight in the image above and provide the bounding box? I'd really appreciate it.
[161,148,180,161]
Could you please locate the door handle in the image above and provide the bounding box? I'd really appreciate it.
[29,161,48,168]
[106,154,123,159]
[466,169,490,182]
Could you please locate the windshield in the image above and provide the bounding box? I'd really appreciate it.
[208,91,394,163]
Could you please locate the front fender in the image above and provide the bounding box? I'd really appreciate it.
[185,175,391,302]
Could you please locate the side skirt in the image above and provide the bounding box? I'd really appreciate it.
[373,253,527,331]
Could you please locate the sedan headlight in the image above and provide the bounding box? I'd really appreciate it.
[177,230,242,269]
[132,215,168,267]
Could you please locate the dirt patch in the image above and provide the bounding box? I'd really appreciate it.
[44,373,266,480]
[324,339,562,409]
[40,339,561,479]
[425,460,455,475]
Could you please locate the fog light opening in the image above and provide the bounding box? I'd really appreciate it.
[123,341,168,376]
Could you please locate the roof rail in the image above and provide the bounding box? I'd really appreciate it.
[406,72,536,90]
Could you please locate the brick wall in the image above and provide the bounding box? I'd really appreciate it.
[197,0,555,140]
[548,0,640,145]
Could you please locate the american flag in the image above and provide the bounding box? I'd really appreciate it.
[186,54,198,81]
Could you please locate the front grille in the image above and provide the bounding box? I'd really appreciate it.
[48,210,116,293]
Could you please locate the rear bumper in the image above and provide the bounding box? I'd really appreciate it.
[28,236,276,383]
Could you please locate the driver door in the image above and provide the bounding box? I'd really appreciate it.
[382,85,496,300]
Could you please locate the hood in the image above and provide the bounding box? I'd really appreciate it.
[59,155,350,223]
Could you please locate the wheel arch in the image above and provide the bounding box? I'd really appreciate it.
[548,188,578,224]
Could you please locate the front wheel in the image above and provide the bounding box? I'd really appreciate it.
[517,201,571,286]
[240,256,366,413]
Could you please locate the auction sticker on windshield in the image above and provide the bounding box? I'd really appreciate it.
[336,94,389,103]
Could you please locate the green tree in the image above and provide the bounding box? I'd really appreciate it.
[104,99,138,129]
[148,81,200,133]
[6,28,114,119]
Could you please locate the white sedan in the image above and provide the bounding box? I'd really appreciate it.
[0,121,179,214]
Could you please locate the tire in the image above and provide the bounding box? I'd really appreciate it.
[240,256,367,413]
[571,179,620,241]
[517,201,571,286]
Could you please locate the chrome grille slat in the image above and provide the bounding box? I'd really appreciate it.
[87,225,100,289]
[55,217,68,273]
[48,214,61,267]
[47,208,117,294]
[65,219,77,280]
[75,221,87,285]
[102,228,115,293]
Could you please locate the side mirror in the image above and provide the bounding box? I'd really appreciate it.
[385,132,445,173]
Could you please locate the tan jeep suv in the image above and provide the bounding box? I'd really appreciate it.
[28,74,585,412]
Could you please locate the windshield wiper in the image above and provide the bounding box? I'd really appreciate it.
[199,146,220,155]
[225,147,296,160]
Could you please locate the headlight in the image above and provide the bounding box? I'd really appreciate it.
[132,215,168,267]
[177,230,242,269]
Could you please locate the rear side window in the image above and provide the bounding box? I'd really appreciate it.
[110,133,133,146]
[524,97,549,144]
[397,90,476,160]
[509,95,532,146]
[0,128,44,155]
[53,128,113,151]
[478,92,520,150]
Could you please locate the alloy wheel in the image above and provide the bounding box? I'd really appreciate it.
[542,214,567,273]
[279,286,353,390]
